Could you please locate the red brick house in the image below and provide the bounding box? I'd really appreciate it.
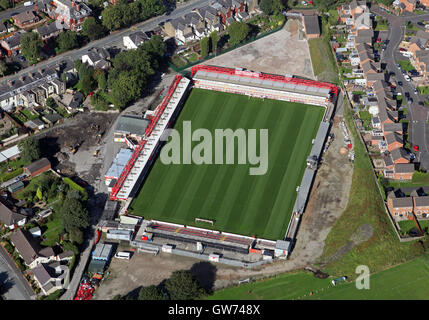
[23,158,51,177]
[393,163,414,180]
[12,11,40,29]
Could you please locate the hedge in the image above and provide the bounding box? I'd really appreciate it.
[63,177,88,201]
[0,167,23,183]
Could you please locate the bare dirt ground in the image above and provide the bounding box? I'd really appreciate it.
[35,112,118,183]
[93,113,355,299]
[201,19,315,79]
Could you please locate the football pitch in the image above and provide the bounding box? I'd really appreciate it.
[129,88,324,240]
[207,255,429,300]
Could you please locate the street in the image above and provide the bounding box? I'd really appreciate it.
[0,245,33,300]
[371,4,429,170]
[1,0,211,83]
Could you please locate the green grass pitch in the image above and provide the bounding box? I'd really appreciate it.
[128,88,324,240]
[207,255,429,300]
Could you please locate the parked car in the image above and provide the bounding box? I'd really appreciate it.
[414,145,419,151]
[414,88,418,94]
[405,92,410,98]
[397,63,401,69]
[404,75,411,81]
[398,81,403,86]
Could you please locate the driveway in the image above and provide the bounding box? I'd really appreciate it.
[371,4,429,170]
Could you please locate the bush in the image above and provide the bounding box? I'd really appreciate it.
[63,177,88,201]
[0,167,23,182]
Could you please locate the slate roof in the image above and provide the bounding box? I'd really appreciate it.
[0,202,26,226]
[391,148,409,161]
[35,22,59,37]
[394,163,414,174]
[24,157,51,175]
[383,122,403,133]
[115,115,150,136]
[414,196,429,207]
[303,15,320,35]
[385,132,403,145]
[391,197,413,208]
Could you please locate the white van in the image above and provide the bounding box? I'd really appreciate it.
[114,251,131,260]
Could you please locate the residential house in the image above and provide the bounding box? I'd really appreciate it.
[12,11,40,29]
[421,0,429,7]
[81,47,110,69]
[391,147,410,164]
[397,0,417,12]
[385,132,403,152]
[32,262,69,295]
[1,32,22,56]
[355,29,374,46]
[23,157,51,177]
[48,0,92,31]
[302,15,320,39]
[393,163,414,180]
[0,66,64,110]
[123,31,151,50]
[387,192,413,218]
[34,22,60,41]
[194,5,223,33]
[354,10,371,31]
[0,202,27,229]
[383,122,403,134]
[414,50,429,79]
[413,195,429,218]
[60,89,83,111]
[9,228,55,268]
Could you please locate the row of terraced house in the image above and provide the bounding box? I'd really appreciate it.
[0,0,91,56]
[163,0,258,44]
[338,1,415,181]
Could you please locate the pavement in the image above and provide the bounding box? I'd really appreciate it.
[371,4,429,170]
[0,245,34,300]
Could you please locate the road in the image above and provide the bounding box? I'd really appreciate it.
[371,4,429,170]
[0,4,30,23]
[0,245,34,300]
[2,0,211,82]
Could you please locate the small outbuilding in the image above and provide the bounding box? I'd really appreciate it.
[23,158,51,177]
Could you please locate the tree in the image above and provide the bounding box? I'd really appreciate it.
[97,72,107,91]
[36,187,43,201]
[20,32,42,64]
[101,5,123,31]
[69,228,84,245]
[58,197,89,232]
[18,138,41,164]
[110,72,143,109]
[81,17,106,41]
[0,60,7,76]
[0,0,11,10]
[56,31,79,53]
[200,37,210,58]
[139,0,166,20]
[165,270,205,300]
[81,74,95,96]
[138,285,166,300]
[227,22,250,46]
[260,0,284,15]
[210,30,219,54]
[46,97,57,109]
